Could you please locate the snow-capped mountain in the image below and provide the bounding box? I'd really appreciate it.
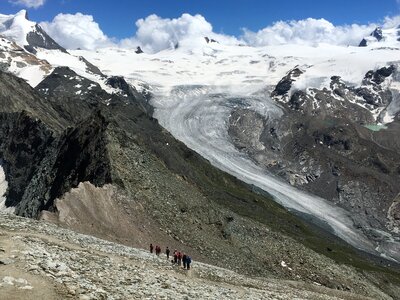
[0,10,66,53]
[359,25,400,47]
[1,9,400,267]
[0,10,128,95]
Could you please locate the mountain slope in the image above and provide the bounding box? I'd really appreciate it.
[0,213,382,300]
[1,66,400,299]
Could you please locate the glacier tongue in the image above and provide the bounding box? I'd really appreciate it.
[152,85,400,262]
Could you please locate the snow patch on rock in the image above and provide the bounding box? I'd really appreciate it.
[0,163,13,214]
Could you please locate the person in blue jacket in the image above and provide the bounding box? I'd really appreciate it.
[186,255,192,270]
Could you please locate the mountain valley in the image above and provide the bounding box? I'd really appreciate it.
[0,9,400,299]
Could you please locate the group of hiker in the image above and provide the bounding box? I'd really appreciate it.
[150,243,192,270]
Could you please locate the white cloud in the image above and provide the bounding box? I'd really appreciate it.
[382,15,400,28]
[120,13,239,53]
[40,13,114,50]
[36,12,400,52]
[242,18,377,47]
[9,0,45,8]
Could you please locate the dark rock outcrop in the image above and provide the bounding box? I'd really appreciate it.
[272,65,397,121]
[105,75,153,114]
[359,38,368,47]
[204,37,218,44]
[25,24,67,54]
[78,56,105,77]
[35,67,109,124]
[0,110,112,217]
[288,90,308,110]
[271,67,303,97]
[135,46,144,54]
[371,27,384,41]
[0,111,54,207]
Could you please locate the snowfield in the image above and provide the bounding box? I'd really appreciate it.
[72,42,400,91]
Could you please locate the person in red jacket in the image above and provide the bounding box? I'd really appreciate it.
[177,251,182,266]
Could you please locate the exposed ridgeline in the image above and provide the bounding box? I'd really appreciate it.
[1,69,400,299]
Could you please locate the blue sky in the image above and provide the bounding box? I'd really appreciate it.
[1,0,399,39]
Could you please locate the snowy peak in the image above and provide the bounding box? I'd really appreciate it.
[0,10,66,54]
[0,10,35,46]
[359,25,400,47]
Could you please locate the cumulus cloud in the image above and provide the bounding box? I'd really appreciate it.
[382,15,400,28]
[120,13,239,53]
[242,18,377,47]
[37,12,400,52]
[40,13,114,50]
[9,0,45,8]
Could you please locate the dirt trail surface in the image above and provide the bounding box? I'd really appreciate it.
[0,213,381,300]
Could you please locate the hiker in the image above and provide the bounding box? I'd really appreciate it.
[186,255,192,270]
[173,250,178,264]
[182,253,187,269]
[177,251,182,266]
[150,243,154,254]
[155,245,161,256]
[166,247,170,260]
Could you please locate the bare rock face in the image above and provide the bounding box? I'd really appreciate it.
[0,109,112,218]
[271,67,303,98]
[25,24,67,54]
[135,46,144,54]
[388,194,400,234]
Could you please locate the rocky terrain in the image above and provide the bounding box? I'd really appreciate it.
[228,63,400,258]
[0,213,391,300]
